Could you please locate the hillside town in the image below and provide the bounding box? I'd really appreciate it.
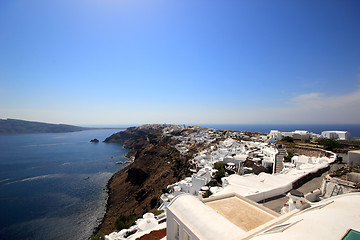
[104,125,360,240]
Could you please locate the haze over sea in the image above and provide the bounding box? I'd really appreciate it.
[97,124,360,138]
[202,124,360,138]
[0,129,127,240]
[0,124,359,240]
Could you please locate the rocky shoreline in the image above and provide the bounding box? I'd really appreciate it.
[91,175,111,238]
[92,141,139,237]
[91,169,113,237]
[93,125,191,236]
[91,139,135,238]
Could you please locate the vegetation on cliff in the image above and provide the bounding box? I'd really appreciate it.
[114,214,136,231]
[213,161,226,183]
[318,138,343,151]
[96,126,190,235]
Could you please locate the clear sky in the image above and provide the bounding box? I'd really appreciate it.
[1,0,360,125]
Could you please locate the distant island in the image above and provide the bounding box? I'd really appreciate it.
[0,118,87,134]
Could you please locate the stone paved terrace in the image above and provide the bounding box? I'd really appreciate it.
[204,193,280,232]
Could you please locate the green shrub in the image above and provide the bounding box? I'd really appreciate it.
[115,214,135,231]
[282,136,294,143]
[207,179,218,187]
[244,169,254,174]
[214,161,225,171]
[202,190,212,198]
[214,168,225,183]
[284,150,294,162]
[318,138,343,151]
[91,232,105,240]
[213,162,226,183]
[151,209,164,216]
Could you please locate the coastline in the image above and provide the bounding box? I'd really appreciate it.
[91,172,113,237]
[92,126,190,236]
[91,154,133,237]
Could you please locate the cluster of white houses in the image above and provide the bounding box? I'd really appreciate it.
[165,145,360,240]
[105,126,358,240]
[269,130,351,142]
[159,138,282,207]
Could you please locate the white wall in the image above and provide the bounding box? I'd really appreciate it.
[191,176,207,195]
[166,209,199,240]
[248,182,293,202]
[178,182,191,194]
[223,156,234,164]
[348,151,360,167]
[262,158,273,169]
[321,131,351,140]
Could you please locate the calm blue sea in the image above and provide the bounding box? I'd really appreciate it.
[0,129,127,240]
[201,124,360,137]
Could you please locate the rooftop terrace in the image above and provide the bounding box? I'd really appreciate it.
[204,193,280,231]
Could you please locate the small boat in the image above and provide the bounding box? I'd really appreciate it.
[116,161,123,164]
[84,177,90,180]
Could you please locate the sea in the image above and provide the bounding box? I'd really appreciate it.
[0,129,128,240]
[1,124,359,240]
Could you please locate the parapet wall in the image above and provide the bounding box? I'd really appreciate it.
[286,145,328,158]
[292,165,330,189]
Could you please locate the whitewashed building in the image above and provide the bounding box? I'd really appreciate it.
[166,191,360,240]
[321,131,351,140]
[268,130,312,141]
[166,193,279,240]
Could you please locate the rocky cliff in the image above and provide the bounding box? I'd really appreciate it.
[96,126,190,235]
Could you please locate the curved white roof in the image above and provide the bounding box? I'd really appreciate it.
[167,194,244,240]
[250,193,360,240]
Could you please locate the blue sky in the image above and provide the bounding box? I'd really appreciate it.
[1,0,360,125]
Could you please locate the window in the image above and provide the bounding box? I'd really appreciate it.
[174,220,180,240]
[260,219,303,235]
[263,223,292,234]
[183,230,191,240]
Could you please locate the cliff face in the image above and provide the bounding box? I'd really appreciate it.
[97,127,189,235]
